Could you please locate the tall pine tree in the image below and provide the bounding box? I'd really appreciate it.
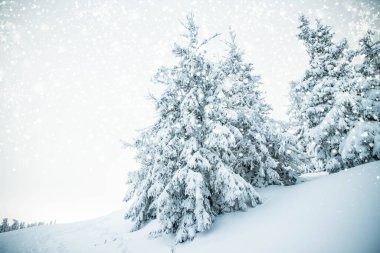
[289,15,352,172]
[356,31,380,122]
[341,31,380,166]
[0,218,9,233]
[221,30,302,186]
[124,15,261,243]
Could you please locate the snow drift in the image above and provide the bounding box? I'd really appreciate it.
[1,161,379,253]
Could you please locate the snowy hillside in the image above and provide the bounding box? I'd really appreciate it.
[1,161,379,253]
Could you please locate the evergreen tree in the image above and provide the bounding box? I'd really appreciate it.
[221,30,302,186]
[289,15,352,172]
[341,31,380,166]
[19,222,26,229]
[0,218,9,233]
[27,222,38,228]
[356,31,380,122]
[124,15,261,243]
[264,120,309,181]
[11,219,19,231]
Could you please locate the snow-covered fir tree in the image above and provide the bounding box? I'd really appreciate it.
[355,31,380,122]
[341,31,380,166]
[0,218,9,233]
[19,222,26,230]
[289,15,353,172]
[124,15,261,243]
[221,30,302,186]
[10,219,19,231]
[264,120,309,180]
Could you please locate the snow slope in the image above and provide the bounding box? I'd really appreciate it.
[1,161,379,253]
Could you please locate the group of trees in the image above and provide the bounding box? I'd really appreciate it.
[124,14,379,243]
[0,218,55,233]
[289,16,380,173]
[0,218,24,233]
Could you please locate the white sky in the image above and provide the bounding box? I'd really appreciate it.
[0,0,379,224]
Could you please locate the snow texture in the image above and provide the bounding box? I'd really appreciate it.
[1,161,379,253]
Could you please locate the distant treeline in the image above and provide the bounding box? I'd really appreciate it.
[0,218,56,233]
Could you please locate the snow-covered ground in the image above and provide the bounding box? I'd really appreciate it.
[1,161,379,253]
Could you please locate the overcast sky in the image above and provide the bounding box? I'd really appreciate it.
[0,0,379,224]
